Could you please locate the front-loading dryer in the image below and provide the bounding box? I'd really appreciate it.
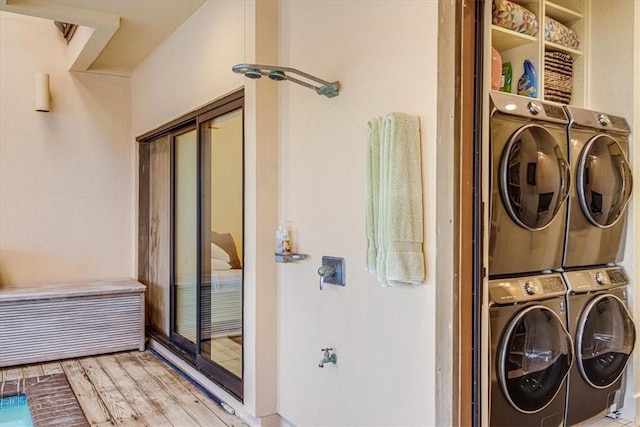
[563,106,633,268]
[489,91,571,276]
[489,273,573,426]
[563,266,636,425]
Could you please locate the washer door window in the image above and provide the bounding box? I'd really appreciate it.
[499,305,573,413]
[577,135,633,228]
[577,294,636,388]
[501,125,570,230]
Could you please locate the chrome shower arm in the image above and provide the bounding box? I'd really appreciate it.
[274,65,334,87]
[232,63,340,98]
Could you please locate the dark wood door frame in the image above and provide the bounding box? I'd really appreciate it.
[435,1,483,426]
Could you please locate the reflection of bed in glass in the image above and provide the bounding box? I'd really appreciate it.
[176,270,242,341]
[176,268,243,378]
[200,107,245,382]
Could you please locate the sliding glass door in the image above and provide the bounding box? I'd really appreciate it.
[140,90,244,399]
[174,127,198,349]
[198,108,244,392]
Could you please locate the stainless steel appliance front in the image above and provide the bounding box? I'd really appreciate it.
[489,91,570,276]
[563,266,636,425]
[563,106,633,268]
[489,273,573,426]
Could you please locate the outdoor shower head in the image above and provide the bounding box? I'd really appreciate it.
[244,68,264,79]
[268,70,287,81]
[232,63,339,98]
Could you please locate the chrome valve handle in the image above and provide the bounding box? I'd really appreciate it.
[318,265,336,290]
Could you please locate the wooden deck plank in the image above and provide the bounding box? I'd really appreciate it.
[116,352,201,427]
[92,421,118,427]
[144,352,247,427]
[78,357,143,427]
[61,359,112,425]
[133,351,228,426]
[22,364,44,378]
[41,361,64,375]
[2,351,246,427]
[96,354,172,427]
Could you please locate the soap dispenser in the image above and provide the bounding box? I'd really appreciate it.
[276,219,291,255]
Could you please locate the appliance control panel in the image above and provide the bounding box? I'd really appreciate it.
[565,105,631,134]
[563,266,629,293]
[490,91,569,125]
[489,273,567,305]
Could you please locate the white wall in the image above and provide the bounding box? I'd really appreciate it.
[132,1,440,425]
[132,0,282,419]
[277,2,438,425]
[0,12,132,286]
[588,0,638,420]
[131,1,244,137]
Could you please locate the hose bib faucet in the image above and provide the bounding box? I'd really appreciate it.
[319,348,337,367]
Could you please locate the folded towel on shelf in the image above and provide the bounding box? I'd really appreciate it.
[369,112,425,287]
[366,117,382,273]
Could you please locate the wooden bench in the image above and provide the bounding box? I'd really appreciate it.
[0,278,145,367]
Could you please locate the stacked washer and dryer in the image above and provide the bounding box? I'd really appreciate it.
[562,106,636,425]
[489,91,574,427]
[488,91,636,426]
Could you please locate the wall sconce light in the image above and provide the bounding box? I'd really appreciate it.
[35,73,50,112]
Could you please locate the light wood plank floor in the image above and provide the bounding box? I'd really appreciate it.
[1,351,247,427]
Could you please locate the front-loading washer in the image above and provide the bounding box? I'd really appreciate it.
[489,272,573,426]
[563,266,636,425]
[563,106,633,268]
[489,91,571,276]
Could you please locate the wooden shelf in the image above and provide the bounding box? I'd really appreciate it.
[544,41,582,57]
[491,26,537,51]
[488,0,586,105]
[545,1,582,25]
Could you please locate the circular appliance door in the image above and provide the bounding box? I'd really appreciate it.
[499,305,573,413]
[577,294,636,389]
[577,134,633,228]
[500,125,570,231]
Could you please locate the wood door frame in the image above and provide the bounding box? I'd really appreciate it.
[435,1,482,426]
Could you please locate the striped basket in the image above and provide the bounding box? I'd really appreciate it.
[544,51,572,104]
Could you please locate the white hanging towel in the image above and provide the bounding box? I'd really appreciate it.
[379,112,425,286]
[366,117,382,273]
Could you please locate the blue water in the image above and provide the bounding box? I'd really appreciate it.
[0,395,34,427]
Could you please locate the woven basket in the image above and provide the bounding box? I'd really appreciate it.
[544,51,572,104]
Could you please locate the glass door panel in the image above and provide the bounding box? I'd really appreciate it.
[577,135,633,228]
[577,294,636,388]
[500,124,570,231]
[199,108,244,384]
[499,305,573,413]
[140,89,244,399]
[173,128,198,346]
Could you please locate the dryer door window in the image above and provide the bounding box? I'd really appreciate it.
[499,305,573,413]
[577,135,633,228]
[500,125,570,231]
[577,294,636,389]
